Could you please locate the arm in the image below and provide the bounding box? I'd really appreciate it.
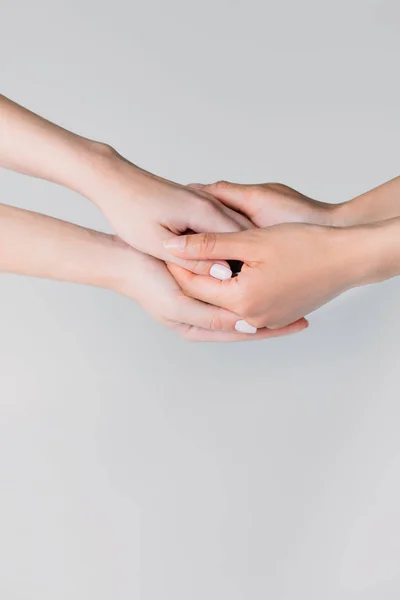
[0,202,131,288]
[164,217,400,330]
[334,176,400,226]
[0,95,251,277]
[0,203,306,342]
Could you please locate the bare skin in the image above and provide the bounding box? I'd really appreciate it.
[1,95,275,341]
[2,93,398,339]
[165,179,400,329]
[189,177,400,228]
[0,203,307,342]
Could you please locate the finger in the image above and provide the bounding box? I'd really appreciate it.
[179,319,309,343]
[164,231,250,262]
[186,196,250,235]
[167,263,238,310]
[189,181,253,216]
[157,228,233,277]
[220,203,254,230]
[174,295,253,332]
[166,256,233,278]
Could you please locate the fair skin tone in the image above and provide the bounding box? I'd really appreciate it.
[0,204,307,342]
[166,178,400,329]
[0,95,251,272]
[0,95,307,341]
[188,177,400,228]
[0,94,306,341]
[2,95,399,339]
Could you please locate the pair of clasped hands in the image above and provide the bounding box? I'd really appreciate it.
[3,96,397,343]
[97,161,317,342]
[91,152,367,343]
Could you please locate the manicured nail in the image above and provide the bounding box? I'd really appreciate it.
[210,264,232,280]
[164,236,187,250]
[235,320,257,334]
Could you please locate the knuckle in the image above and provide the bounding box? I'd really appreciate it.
[208,309,225,331]
[188,259,204,275]
[214,180,230,190]
[252,315,269,329]
[199,232,217,254]
[267,182,290,193]
[248,184,264,203]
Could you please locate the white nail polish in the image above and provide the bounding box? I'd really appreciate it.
[210,264,232,280]
[235,320,257,334]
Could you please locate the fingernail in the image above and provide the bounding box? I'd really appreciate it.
[210,264,232,280]
[164,236,187,250]
[235,320,257,334]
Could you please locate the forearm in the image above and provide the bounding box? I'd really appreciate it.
[0,94,116,198]
[333,177,400,226]
[343,216,400,289]
[0,203,130,289]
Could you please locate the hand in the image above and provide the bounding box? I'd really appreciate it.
[189,181,338,227]
[0,201,306,343]
[191,178,400,229]
[165,223,374,329]
[0,96,252,278]
[83,149,253,276]
[111,239,309,342]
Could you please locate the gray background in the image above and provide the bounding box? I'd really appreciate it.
[1,0,400,598]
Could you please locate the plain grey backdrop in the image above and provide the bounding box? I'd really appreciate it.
[1,0,400,598]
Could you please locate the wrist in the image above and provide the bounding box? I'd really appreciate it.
[95,234,142,295]
[73,143,151,214]
[64,139,120,199]
[333,218,400,288]
[328,200,364,227]
[359,218,400,284]
[65,228,139,294]
[330,180,400,227]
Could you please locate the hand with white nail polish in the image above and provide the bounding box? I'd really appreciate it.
[0,95,303,342]
[114,243,306,342]
[165,222,374,329]
[210,264,232,281]
[235,320,257,334]
[0,200,304,344]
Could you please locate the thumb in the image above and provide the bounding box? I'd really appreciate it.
[164,231,248,261]
[188,181,253,216]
